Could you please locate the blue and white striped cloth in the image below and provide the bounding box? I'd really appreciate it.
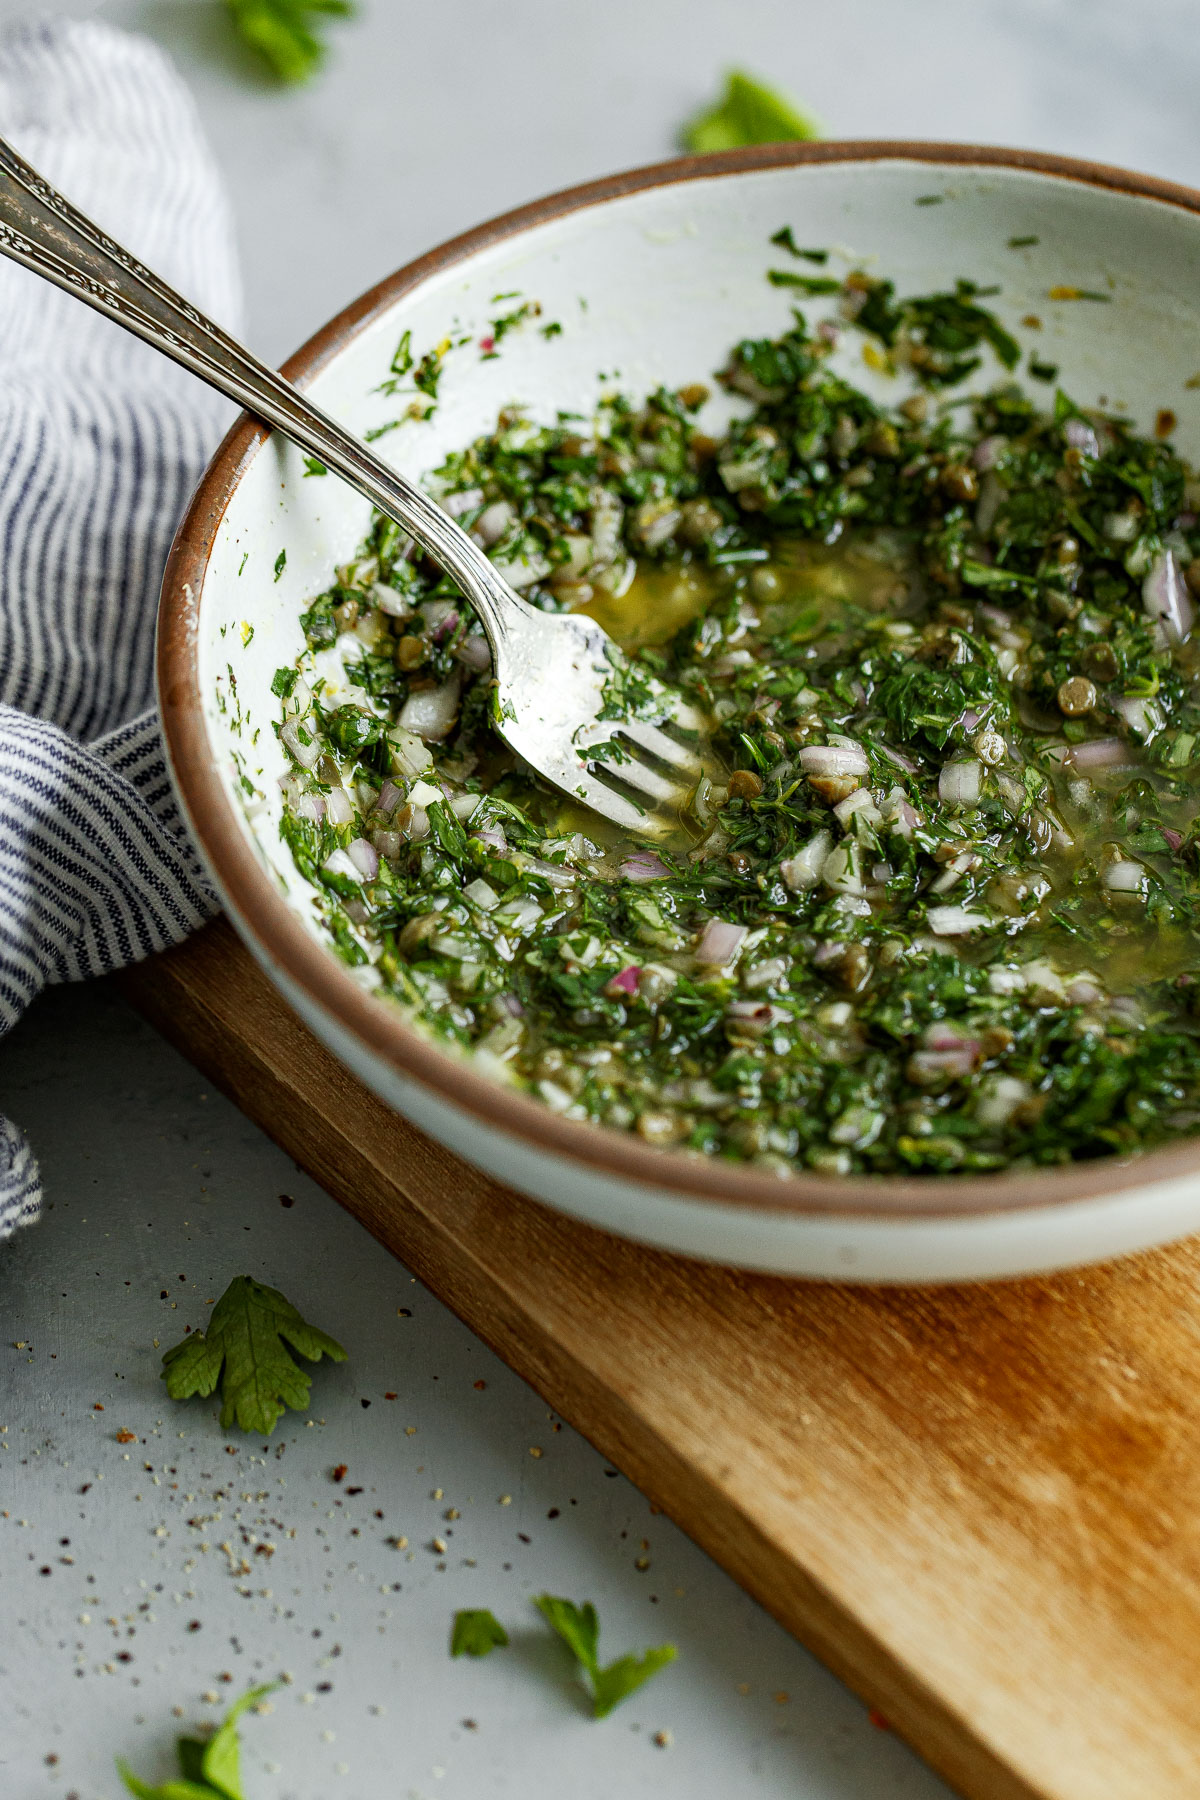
[0,20,242,1237]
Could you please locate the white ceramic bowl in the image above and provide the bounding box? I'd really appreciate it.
[160,141,1200,1282]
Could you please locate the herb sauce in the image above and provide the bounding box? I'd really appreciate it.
[273,265,1200,1176]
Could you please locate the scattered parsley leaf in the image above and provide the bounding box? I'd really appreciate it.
[451,1609,510,1658]
[224,0,354,85]
[1008,234,1040,248]
[914,194,945,206]
[273,548,287,581]
[534,1594,676,1719]
[302,456,326,477]
[161,1277,346,1436]
[681,70,820,153]
[270,666,298,700]
[1048,285,1111,302]
[118,1685,276,1799]
[591,1646,679,1719]
[769,228,828,263]
[766,269,841,295]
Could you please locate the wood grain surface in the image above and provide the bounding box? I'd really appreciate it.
[119,918,1200,1800]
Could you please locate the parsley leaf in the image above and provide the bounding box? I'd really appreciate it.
[769,228,828,262]
[766,269,841,295]
[534,1594,676,1718]
[161,1277,346,1435]
[451,1608,510,1657]
[681,70,820,153]
[224,0,354,85]
[273,548,287,581]
[118,1685,276,1799]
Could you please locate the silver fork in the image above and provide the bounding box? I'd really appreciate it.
[0,137,707,840]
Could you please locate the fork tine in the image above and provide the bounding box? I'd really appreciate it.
[592,750,690,805]
[616,717,706,778]
[568,767,655,832]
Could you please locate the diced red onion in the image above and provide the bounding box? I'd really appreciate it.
[376,778,404,818]
[780,831,832,890]
[871,861,893,884]
[1142,548,1195,643]
[325,787,354,827]
[695,918,749,966]
[743,956,788,991]
[472,825,508,853]
[404,805,430,842]
[371,829,402,860]
[938,758,982,807]
[605,964,641,998]
[1066,737,1132,770]
[473,499,515,546]
[293,791,326,824]
[1178,511,1198,531]
[1102,859,1145,893]
[1065,974,1103,1006]
[798,743,869,778]
[499,992,525,1018]
[281,717,321,770]
[975,471,1004,538]
[1109,994,1143,1021]
[373,584,413,619]
[1064,417,1101,457]
[878,745,918,774]
[816,319,842,346]
[1163,827,1184,851]
[441,485,484,519]
[960,708,981,734]
[619,851,670,882]
[346,837,379,880]
[322,847,361,881]
[927,904,991,935]
[976,1074,1033,1127]
[520,855,577,889]
[812,940,847,969]
[421,597,459,638]
[1113,694,1163,741]
[449,792,481,823]
[455,631,492,672]
[399,673,461,742]
[822,842,864,895]
[713,649,756,676]
[923,1021,979,1054]
[909,1047,978,1081]
[725,1000,786,1036]
[388,726,432,779]
[882,787,920,838]
[972,435,1005,471]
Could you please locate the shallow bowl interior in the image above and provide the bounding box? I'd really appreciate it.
[161,143,1200,1280]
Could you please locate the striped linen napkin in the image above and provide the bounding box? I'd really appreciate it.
[0,20,243,1237]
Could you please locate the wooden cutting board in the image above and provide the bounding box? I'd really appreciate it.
[119,917,1200,1800]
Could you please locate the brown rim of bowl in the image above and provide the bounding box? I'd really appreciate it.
[159,138,1200,1223]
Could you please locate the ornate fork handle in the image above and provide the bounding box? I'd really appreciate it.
[0,135,529,647]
